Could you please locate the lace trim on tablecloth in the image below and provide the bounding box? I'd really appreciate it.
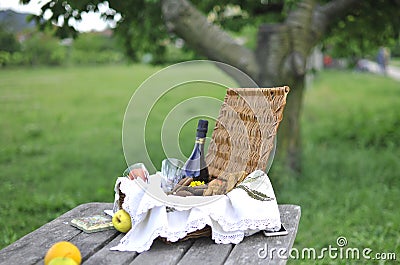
[116,225,165,253]
[111,170,282,252]
[162,217,209,242]
[114,216,271,250]
[212,230,245,244]
[112,214,210,252]
[212,216,280,232]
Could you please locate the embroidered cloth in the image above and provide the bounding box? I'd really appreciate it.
[111,170,281,252]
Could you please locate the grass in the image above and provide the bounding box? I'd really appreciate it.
[0,65,151,247]
[0,63,234,249]
[280,70,400,264]
[390,57,400,68]
[1,65,399,264]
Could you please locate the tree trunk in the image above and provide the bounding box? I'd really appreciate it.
[274,79,305,174]
[255,21,309,174]
[162,0,360,174]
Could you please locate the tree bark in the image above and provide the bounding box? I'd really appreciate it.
[162,0,360,174]
[161,0,259,83]
[254,0,317,174]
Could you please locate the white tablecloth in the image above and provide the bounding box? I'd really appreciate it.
[111,170,281,252]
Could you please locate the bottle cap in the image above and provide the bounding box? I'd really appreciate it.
[196,119,208,138]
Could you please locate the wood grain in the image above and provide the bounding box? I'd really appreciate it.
[0,203,300,265]
[224,205,301,265]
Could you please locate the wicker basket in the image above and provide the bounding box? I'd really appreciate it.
[118,86,290,242]
[206,86,290,179]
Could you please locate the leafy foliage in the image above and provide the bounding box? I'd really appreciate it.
[0,24,20,53]
[26,0,400,62]
[25,0,287,62]
[70,32,125,64]
[22,31,67,65]
[322,0,400,58]
[0,27,126,67]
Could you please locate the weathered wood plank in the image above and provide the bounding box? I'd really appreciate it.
[0,202,114,265]
[224,204,301,265]
[69,227,119,262]
[84,234,138,265]
[33,203,118,265]
[129,239,193,265]
[0,203,301,265]
[177,237,233,265]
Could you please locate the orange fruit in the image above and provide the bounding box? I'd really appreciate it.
[44,241,82,265]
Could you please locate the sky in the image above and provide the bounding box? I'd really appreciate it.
[0,0,112,32]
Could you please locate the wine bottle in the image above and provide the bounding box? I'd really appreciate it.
[181,119,210,183]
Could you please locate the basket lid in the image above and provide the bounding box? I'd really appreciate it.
[206,86,289,179]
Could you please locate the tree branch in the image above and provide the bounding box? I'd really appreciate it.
[314,0,360,33]
[319,0,360,21]
[161,0,259,83]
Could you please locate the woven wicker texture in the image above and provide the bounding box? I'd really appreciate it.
[206,86,290,179]
[118,86,289,243]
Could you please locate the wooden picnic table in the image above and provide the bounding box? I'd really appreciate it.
[0,202,300,265]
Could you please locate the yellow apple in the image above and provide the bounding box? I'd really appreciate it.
[48,257,78,265]
[112,209,132,233]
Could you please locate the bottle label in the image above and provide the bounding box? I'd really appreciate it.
[195,138,205,144]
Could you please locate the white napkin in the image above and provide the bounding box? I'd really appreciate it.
[111,170,281,252]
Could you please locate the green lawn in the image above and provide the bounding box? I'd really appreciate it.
[0,65,154,247]
[283,71,400,263]
[390,57,400,68]
[0,63,233,249]
[1,65,399,263]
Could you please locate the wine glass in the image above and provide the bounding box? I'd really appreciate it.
[123,163,149,183]
[161,158,184,192]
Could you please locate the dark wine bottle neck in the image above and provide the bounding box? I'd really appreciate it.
[195,120,208,138]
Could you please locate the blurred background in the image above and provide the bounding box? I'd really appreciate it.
[1,0,399,263]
